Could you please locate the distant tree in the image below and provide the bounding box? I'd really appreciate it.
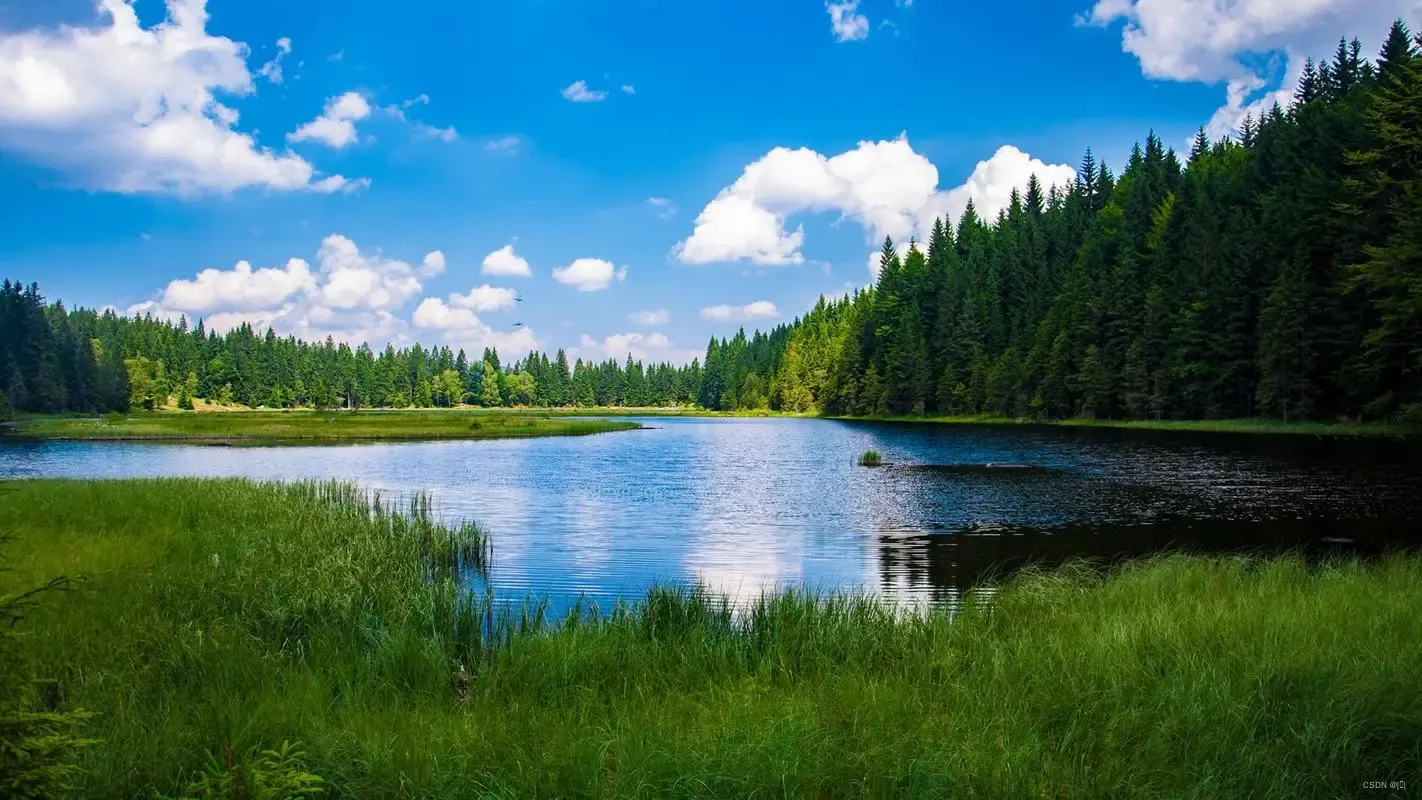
[479,362,502,407]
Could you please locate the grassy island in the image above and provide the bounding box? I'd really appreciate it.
[3,478,1419,798]
[2,409,640,443]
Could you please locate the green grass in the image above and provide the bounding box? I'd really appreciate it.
[3,479,1421,798]
[858,449,883,467]
[3,409,640,443]
[833,412,1420,437]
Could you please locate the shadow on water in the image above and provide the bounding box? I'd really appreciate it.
[871,517,1421,607]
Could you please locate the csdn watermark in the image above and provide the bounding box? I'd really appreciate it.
[1363,780,1406,791]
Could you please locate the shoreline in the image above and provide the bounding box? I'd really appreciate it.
[4,407,1415,442]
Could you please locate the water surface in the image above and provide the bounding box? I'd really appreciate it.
[3,418,1419,611]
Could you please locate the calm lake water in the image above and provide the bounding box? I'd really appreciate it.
[2,418,1420,611]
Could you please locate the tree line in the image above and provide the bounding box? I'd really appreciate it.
[762,21,1422,422]
[3,21,1420,421]
[0,286,708,413]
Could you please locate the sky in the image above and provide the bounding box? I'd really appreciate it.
[1,0,1418,366]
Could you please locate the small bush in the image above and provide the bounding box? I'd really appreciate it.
[859,449,883,467]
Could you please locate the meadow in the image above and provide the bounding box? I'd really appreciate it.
[3,478,1419,798]
[2,410,640,443]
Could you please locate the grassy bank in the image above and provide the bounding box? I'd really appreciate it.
[831,412,1419,437]
[4,479,1420,797]
[3,409,640,443]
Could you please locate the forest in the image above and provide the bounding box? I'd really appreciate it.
[2,21,1420,422]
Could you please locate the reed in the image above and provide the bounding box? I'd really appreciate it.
[3,478,1420,798]
[858,449,883,466]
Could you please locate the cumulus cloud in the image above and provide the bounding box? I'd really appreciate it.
[126,234,449,345]
[552,258,627,292]
[315,234,425,310]
[577,332,700,364]
[419,251,446,278]
[621,84,636,94]
[449,284,517,312]
[256,37,291,84]
[675,136,1073,266]
[0,0,359,195]
[629,309,670,325]
[160,258,315,313]
[288,91,370,149]
[700,301,780,322]
[1082,0,1417,138]
[413,297,539,355]
[826,1,870,42]
[561,80,607,102]
[413,297,480,330]
[482,244,533,277]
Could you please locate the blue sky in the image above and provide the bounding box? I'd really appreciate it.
[0,0,1413,364]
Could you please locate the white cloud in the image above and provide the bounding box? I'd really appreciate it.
[629,308,670,325]
[414,297,539,354]
[288,91,370,148]
[160,257,315,313]
[449,284,517,312]
[1083,0,1416,138]
[552,258,627,292]
[675,136,1073,266]
[700,301,780,322]
[482,244,533,277]
[315,234,424,310]
[413,297,480,330]
[577,331,700,364]
[826,1,870,42]
[561,80,607,102]
[256,37,291,84]
[941,145,1076,223]
[419,250,446,278]
[621,84,636,94]
[382,94,430,121]
[485,135,520,153]
[413,123,457,142]
[0,0,359,195]
[128,234,452,346]
[374,93,456,142]
[647,196,676,219]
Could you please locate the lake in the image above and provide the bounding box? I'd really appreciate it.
[2,417,1420,612]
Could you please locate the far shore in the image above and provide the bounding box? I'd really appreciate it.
[4,406,1415,441]
[1,409,640,443]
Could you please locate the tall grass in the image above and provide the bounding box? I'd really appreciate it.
[858,449,883,466]
[4,410,639,443]
[3,479,1420,798]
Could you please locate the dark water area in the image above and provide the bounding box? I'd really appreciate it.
[2,418,1420,611]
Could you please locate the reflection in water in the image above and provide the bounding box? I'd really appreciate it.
[2,418,1419,614]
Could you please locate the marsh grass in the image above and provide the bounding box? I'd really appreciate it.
[3,479,1421,798]
[4,410,639,443]
[858,449,883,467]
